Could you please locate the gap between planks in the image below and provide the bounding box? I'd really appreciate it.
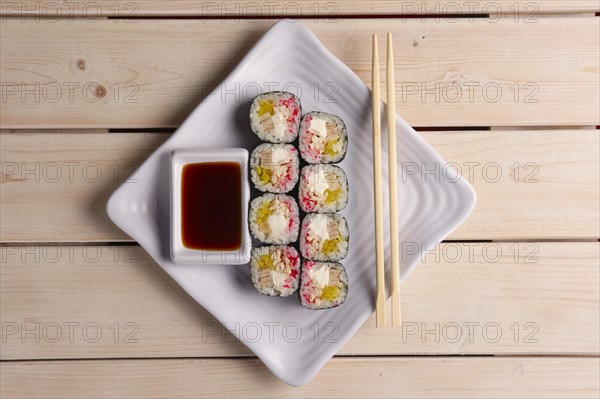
[1,125,597,134]
[4,238,599,246]
[0,129,110,134]
[0,14,597,20]
[3,354,600,363]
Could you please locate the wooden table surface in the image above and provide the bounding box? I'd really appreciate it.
[1,2,599,398]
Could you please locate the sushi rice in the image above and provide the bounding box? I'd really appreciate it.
[249,193,299,244]
[251,246,300,297]
[250,91,302,143]
[299,164,348,213]
[250,143,299,193]
[300,213,349,261]
[300,261,348,309]
[299,111,348,164]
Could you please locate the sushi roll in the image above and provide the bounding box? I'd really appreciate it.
[299,164,348,213]
[299,111,348,164]
[249,91,302,143]
[300,213,349,261]
[300,261,348,309]
[250,143,299,193]
[250,246,300,297]
[249,194,299,244]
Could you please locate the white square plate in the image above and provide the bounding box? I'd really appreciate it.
[107,21,476,386]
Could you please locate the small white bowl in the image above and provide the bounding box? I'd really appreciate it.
[170,148,251,265]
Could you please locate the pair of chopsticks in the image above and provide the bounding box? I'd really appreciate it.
[372,33,401,328]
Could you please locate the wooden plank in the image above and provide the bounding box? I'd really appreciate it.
[1,1,598,17]
[1,130,598,242]
[1,242,597,359]
[427,130,600,240]
[1,18,598,128]
[0,133,169,242]
[1,357,598,398]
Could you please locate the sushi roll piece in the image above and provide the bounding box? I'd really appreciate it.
[300,261,348,309]
[299,111,348,164]
[249,194,300,244]
[249,91,302,143]
[300,213,349,261]
[250,246,300,297]
[250,143,299,193]
[299,164,348,213]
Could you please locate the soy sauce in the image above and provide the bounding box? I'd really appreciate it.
[181,162,242,251]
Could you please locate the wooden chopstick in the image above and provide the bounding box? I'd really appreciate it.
[387,33,401,326]
[372,34,386,328]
